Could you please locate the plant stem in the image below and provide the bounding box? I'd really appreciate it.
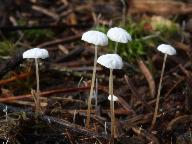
[95,78,98,108]
[120,0,126,26]
[114,42,119,53]
[86,45,98,128]
[109,68,115,140]
[151,54,167,129]
[35,58,40,113]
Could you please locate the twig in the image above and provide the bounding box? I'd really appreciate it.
[0,72,32,85]
[0,86,90,102]
[42,115,110,140]
[120,113,153,128]
[130,0,192,15]
[9,16,23,37]
[164,77,185,98]
[137,59,156,98]
[54,47,85,63]
[32,5,59,20]
[132,126,160,144]
[117,96,136,115]
[167,115,192,131]
[0,24,92,31]
[37,34,82,48]
[124,75,153,112]
[68,108,130,115]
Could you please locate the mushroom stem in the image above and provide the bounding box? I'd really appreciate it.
[35,58,40,113]
[114,42,119,53]
[151,53,168,129]
[109,68,115,139]
[95,78,98,108]
[86,45,98,128]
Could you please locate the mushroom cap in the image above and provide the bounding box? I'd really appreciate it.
[107,27,132,43]
[81,30,108,46]
[97,54,123,69]
[23,48,49,59]
[157,44,176,55]
[108,95,118,101]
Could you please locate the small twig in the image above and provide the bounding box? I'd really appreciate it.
[137,59,156,98]
[9,16,23,37]
[124,75,153,111]
[32,5,59,20]
[0,24,92,31]
[167,115,192,131]
[164,77,185,98]
[0,86,90,102]
[130,0,192,15]
[117,96,136,115]
[0,72,32,85]
[121,113,153,128]
[37,34,82,48]
[42,115,110,140]
[54,47,85,63]
[132,126,160,144]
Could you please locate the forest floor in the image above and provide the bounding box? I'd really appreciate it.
[0,0,191,143]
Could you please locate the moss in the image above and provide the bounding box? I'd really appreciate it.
[93,16,180,62]
[16,18,55,42]
[0,41,16,56]
[24,29,55,42]
[93,19,150,62]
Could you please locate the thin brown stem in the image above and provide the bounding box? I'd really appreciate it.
[86,45,98,128]
[35,58,40,113]
[151,54,167,129]
[109,68,115,141]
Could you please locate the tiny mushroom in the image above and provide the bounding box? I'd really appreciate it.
[23,48,49,59]
[23,48,49,113]
[157,44,176,55]
[151,44,176,129]
[97,54,123,69]
[108,95,118,102]
[97,54,123,139]
[107,27,132,53]
[82,30,108,46]
[81,30,108,128]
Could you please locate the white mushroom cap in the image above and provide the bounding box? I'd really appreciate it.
[23,48,49,59]
[157,44,176,55]
[97,54,123,69]
[107,27,132,43]
[81,30,108,46]
[108,95,118,101]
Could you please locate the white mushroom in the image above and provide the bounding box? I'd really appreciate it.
[81,30,108,46]
[81,30,108,128]
[107,27,132,53]
[23,48,49,59]
[97,53,123,138]
[97,54,123,69]
[157,44,176,55]
[108,95,118,101]
[151,44,176,129]
[23,48,49,113]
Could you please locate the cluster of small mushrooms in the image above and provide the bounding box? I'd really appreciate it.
[22,27,176,140]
